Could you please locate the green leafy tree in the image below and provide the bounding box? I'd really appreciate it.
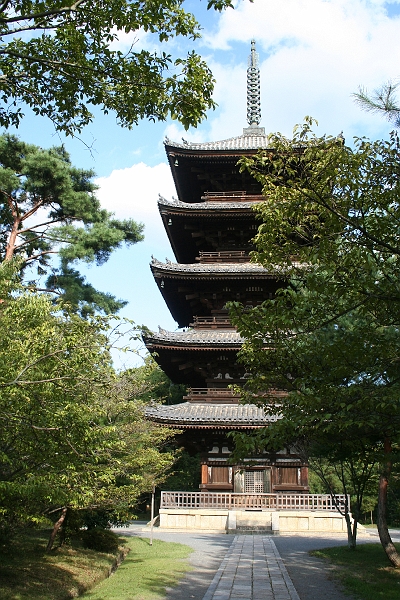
[307,447,379,529]
[0,133,144,315]
[0,0,239,136]
[230,121,400,565]
[127,355,187,405]
[162,451,201,491]
[0,266,176,548]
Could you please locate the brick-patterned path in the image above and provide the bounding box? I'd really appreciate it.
[202,536,300,600]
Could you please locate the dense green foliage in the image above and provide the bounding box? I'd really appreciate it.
[0,0,239,135]
[230,120,400,555]
[0,134,144,315]
[129,355,187,405]
[0,266,176,543]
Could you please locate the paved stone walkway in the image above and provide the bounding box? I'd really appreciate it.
[202,536,300,600]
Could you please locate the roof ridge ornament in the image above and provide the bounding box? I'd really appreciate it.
[243,40,265,136]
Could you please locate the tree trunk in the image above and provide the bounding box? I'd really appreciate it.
[46,507,68,553]
[377,438,400,567]
[344,506,357,549]
[4,196,21,261]
[352,518,357,548]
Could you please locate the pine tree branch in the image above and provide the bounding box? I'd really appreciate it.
[3,0,87,24]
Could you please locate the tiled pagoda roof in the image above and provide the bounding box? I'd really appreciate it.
[164,126,270,152]
[158,195,259,212]
[144,327,244,347]
[150,258,275,277]
[145,400,276,428]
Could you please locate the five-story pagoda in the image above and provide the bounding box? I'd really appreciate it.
[144,41,308,496]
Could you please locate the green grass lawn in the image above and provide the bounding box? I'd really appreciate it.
[0,530,192,600]
[311,543,400,600]
[82,537,192,600]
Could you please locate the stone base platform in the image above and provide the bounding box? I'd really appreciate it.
[159,508,359,534]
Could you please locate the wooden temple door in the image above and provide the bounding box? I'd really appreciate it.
[234,468,271,493]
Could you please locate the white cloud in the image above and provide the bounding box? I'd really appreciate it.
[206,0,388,50]
[95,162,176,245]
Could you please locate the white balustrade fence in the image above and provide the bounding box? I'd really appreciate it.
[160,491,349,512]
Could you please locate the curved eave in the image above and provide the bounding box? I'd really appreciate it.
[145,342,243,352]
[164,128,271,153]
[146,401,275,428]
[150,260,275,280]
[165,146,266,160]
[158,196,259,215]
[143,333,244,350]
[149,422,265,430]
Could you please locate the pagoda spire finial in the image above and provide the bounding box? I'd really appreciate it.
[247,39,261,127]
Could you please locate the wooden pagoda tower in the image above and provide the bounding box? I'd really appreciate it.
[144,41,308,495]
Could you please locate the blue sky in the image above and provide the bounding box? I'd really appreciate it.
[6,0,400,368]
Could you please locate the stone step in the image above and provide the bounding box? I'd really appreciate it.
[236,520,272,527]
[236,525,272,535]
[228,526,275,535]
[237,525,272,530]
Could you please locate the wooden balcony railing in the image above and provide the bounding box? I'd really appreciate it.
[201,191,263,202]
[191,315,233,329]
[196,250,249,263]
[160,491,348,512]
[184,388,240,403]
[204,191,247,197]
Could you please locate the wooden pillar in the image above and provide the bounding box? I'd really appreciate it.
[271,466,278,489]
[300,466,309,488]
[201,464,208,485]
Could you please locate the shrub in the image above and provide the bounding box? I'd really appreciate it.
[81,528,120,553]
